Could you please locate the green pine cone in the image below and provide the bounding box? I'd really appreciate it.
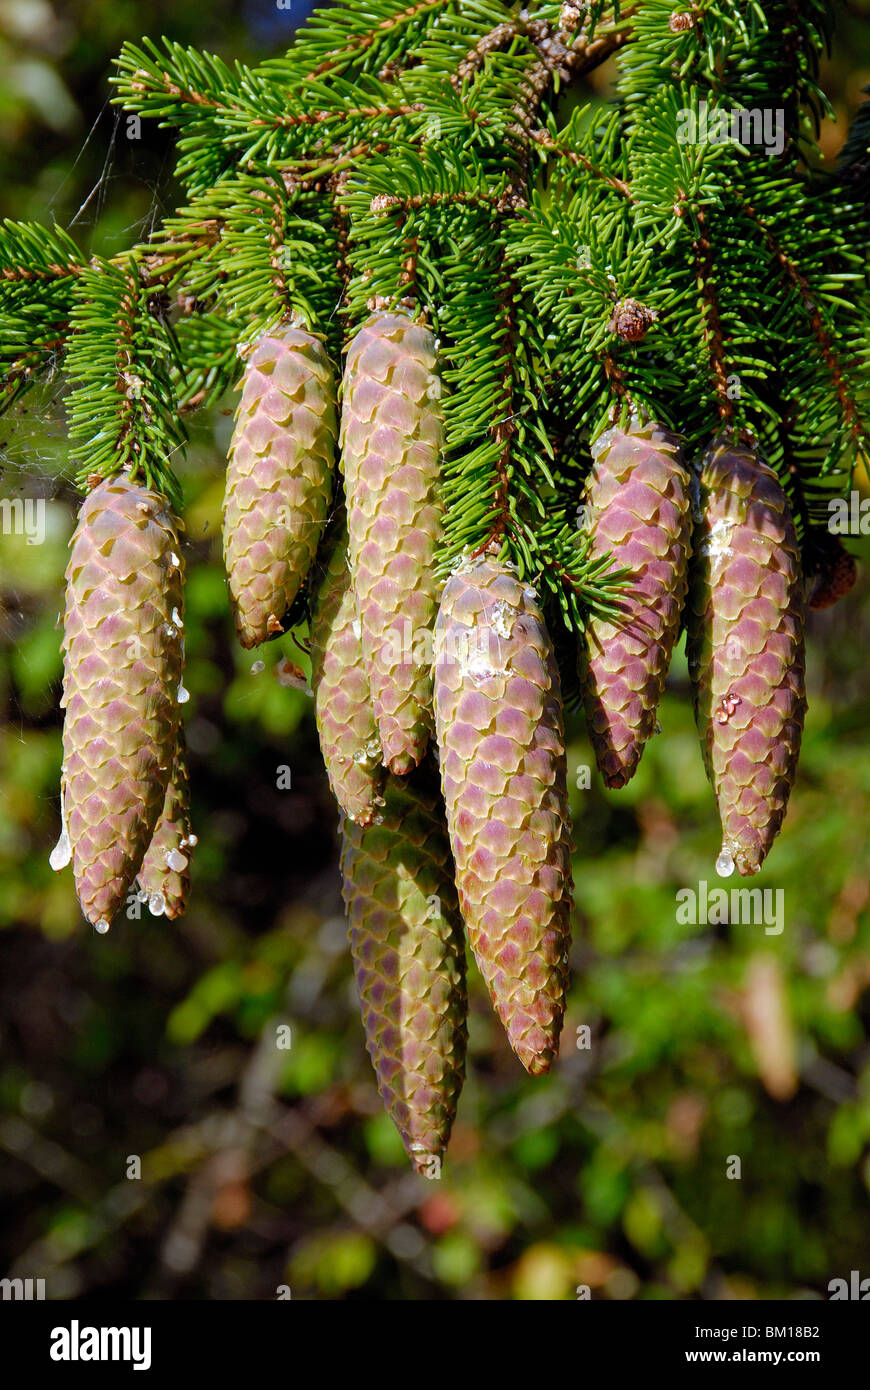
[340,310,444,775]
[223,325,337,648]
[580,416,693,787]
[137,736,194,919]
[340,769,467,1172]
[56,475,185,930]
[687,435,807,877]
[309,519,384,825]
[433,554,573,1075]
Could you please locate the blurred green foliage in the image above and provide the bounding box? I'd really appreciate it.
[0,0,869,1301]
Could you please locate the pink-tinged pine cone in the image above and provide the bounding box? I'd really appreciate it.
[137,736,194,919]
[340,769,467,1172]
[433,555,572,1074]
[340,310,444,775]
[580,416,693,787]
[56,475,185,929]
[309,521,384,825]
[687,436,807,877]
[223,326,337,648]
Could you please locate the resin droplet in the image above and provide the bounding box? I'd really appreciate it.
[49,828,72,871]
[165,848,188,873]
[94,919,110,935]
[148,891,166,917]
[251,660,265,675]
[716,847,735,878]
[176,683,190,704]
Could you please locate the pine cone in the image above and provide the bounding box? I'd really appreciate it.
[433,555,572,1074]
[687,436,807,877]
[340,310,444,775]
[580,416,692,787]
[56,476,185,929]
[223,326,337,648]
[806,530,858,610]
[137,737,194,919]
[309,519,384,825]
[340,769,467,1171]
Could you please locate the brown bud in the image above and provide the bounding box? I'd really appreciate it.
[608,298,658,342]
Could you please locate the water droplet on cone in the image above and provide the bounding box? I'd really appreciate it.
[716,847,735,878]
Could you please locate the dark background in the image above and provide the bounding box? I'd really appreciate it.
[0,0,868,1299]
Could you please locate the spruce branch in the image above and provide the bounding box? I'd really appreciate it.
[741,197,869,450]
[691,202,732,424]
[0,0,866,602]
[65,258,186,507]
[0,221,86,410]
[291,0,451,83]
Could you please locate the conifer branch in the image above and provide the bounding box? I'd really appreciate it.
[742,199,869,448]
[529,129,633,198]
[691,203,732,424]
[299,0,449,82]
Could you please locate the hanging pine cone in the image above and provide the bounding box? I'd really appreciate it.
[805,530,858,610]
[137,737,194,919]
[340,769,467,1172]
[340,310,444,775]
[55,475,185,930]
[223,325,337,648]
[687,436,807,877]
[579,415,693,787]
[433,555,572,1074]
[309,518,384,825]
